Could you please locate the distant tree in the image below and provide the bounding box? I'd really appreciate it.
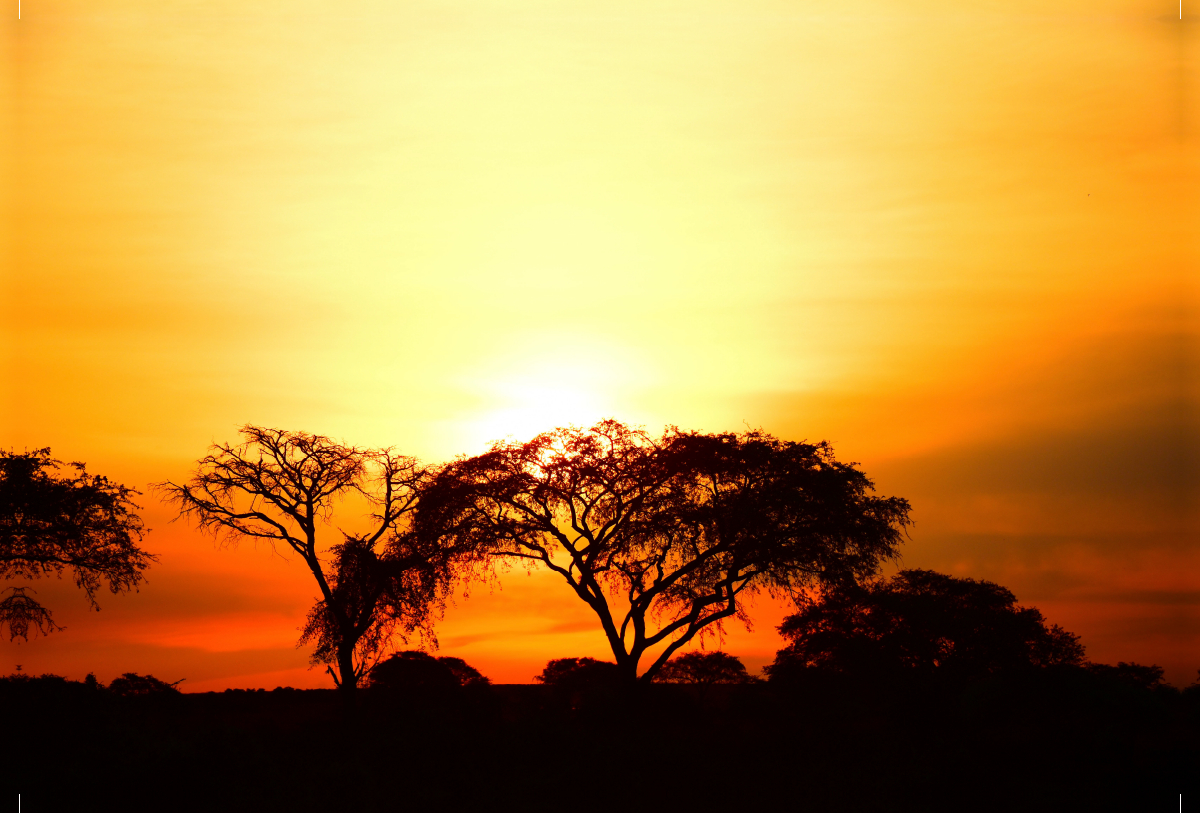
[654,651,755,686]
[368,651,459,692]
[437,656,490,687]
[1085,662,1166,691]
[535,657,622,690]
[108,672,182,697]
[767,569,1086,684]
[159,426,475,699]
[418,421,910,684]
[367,650,490,691]
[0,449,155,640]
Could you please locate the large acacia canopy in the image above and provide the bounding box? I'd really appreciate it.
[417,420,911,681]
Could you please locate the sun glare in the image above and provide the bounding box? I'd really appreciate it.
[453,339,645,451]
[470,385,608,448]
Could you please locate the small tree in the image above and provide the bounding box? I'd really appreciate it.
[108,672,183,697]
[159,426,472,698]
[766,569,1086,684]
[535,657,620,686]
[438,656,490,687]
[418,421,910,684]
[654,651,755,686]
[1085,662,1166,691]
[367,651,490,691]
[0,449,154,640]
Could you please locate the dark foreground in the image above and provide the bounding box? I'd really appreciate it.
[4,670,1196,812]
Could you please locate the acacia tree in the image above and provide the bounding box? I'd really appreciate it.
[159,426,469,697]
[416,420,911,683]
[0,449,155,640]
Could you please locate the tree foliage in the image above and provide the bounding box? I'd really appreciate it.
[159,426,474,694]
[653,651,755,685]
[108,672,183,697]
[438,656,490,688]
[0,587,62,641]
[296,529,461,686]
[0,449,154,640]
[534,657,622,689]
[367,650,490,692]
[1086,661,1167,691]
[767,569,1086,684]
[417,421,910,682]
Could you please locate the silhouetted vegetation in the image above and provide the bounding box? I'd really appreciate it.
[108,672,184,697]
[159,427,477,698]
[767,569,1086,689]
[653,650,756,685]
[0,448,155,639]
[534,656,621,687]
[367,650,489,691]
[5,652,1194,812]
[437,655,491,687]
[418,421,910,683]
[0,586,59,639]
[362,651,497,724]
[1086,661,1168,691]
[8,426,1193,810]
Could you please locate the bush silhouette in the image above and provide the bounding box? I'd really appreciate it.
[108,672,182,697]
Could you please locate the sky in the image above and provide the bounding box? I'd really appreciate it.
[1,0,1196,688]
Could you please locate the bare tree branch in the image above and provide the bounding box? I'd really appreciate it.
[158,426,474,698]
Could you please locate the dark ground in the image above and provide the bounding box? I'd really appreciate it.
[3,670,1196,812]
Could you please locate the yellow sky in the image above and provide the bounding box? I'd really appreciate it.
[2,0,1196,687]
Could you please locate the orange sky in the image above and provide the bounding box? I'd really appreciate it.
[2,0,1196,688]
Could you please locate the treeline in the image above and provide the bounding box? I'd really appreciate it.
[6,567,1195,810]
[4,643,1195,812]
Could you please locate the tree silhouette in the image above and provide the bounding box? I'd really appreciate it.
[437,655,490,687]
[767,569,1086,684]
[0,587,62,641]
[108,672,183,697]
[0,449,154,640]
[1086,662,1166,691]
[159,426,472,698]
[417,421,910,683]
[654,651,755,686]
[535,657,622,688]
[367,650,490,691]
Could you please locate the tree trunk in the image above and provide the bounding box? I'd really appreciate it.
[337,645,358,718]
[616,652,641,687]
